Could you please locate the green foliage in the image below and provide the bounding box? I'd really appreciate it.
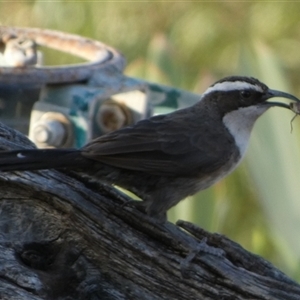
[2,1,300,279]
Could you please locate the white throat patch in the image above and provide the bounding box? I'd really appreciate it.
[203,81,264,96]
[223,105,269,158]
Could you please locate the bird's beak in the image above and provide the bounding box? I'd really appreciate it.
[263,89,300,109]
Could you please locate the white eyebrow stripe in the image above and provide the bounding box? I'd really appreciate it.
[202,81,264,96]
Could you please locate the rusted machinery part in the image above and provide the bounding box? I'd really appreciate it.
[0,26,125,85]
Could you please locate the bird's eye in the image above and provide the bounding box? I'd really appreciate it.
[240,90,252,98]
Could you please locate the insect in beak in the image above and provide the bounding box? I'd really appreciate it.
[289,102,300,132]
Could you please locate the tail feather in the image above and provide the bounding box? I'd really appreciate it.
[0,149,81,171]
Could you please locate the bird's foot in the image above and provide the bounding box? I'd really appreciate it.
[180,237,225,278]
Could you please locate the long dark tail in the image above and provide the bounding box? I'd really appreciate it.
[0,148,82,171]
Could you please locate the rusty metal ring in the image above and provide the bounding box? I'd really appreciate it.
[0,26,125,85]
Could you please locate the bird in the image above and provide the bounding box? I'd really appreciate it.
[0,76,298,221]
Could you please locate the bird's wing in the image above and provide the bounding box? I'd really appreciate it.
[82,111,233,176]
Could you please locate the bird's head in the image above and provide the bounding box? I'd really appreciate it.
[200,76,300,156]
[201,76,300,117]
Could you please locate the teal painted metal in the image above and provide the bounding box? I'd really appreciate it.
[28,79,201,148]
[147,82,201,114]
[0,77,201,148]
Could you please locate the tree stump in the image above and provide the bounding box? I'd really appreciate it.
[0,122,299,300]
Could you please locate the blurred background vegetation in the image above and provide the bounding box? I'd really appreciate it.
[1,0,300,280]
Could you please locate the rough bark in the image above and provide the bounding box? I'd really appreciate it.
[0,122,299,300]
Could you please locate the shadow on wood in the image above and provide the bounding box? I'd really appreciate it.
[0,122,299,300]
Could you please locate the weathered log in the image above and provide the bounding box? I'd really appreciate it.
[0,122,299,300]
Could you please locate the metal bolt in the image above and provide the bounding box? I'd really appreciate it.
[32,120,66,147]
[97,101,131,133]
